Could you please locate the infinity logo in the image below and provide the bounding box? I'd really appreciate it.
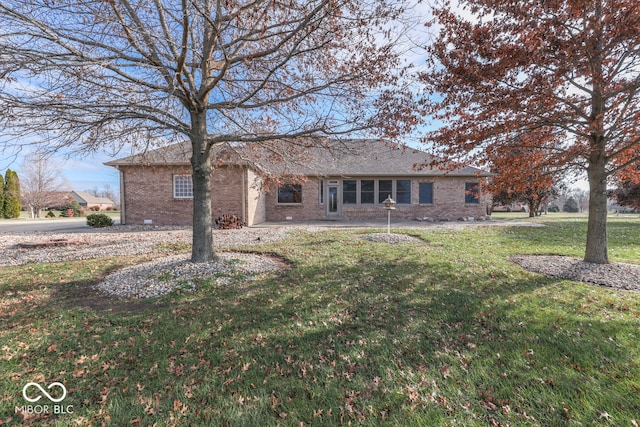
[22,382,67,403]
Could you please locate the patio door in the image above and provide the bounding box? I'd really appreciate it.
[327,181,340,216]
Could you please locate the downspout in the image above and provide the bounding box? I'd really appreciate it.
[119,168,126,225]
[242,166,247,226]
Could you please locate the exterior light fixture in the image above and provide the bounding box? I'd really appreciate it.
[382,194,396,234]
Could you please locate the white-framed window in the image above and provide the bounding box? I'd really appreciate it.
[419,182,434,204]
[396,179,412,204]
[173,174,193,199]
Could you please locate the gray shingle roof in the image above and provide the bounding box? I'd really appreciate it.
[105,139,490,177]
[72,191,114,205]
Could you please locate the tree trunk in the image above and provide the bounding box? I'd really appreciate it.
[583,0,609,264]
[527,197,538,217]
[190,113,216,263]
[585,154,609,264]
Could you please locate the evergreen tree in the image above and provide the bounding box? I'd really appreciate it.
[563,197,580,213]
[3,169,21,218]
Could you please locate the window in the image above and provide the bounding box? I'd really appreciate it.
[173,174,193,199]
[378,180,392,204]
[396,180,412,204]
[319,180,324,204]
[360,180,375,204]
[419,182,433,204]
[278,184,302,204]
[465,182,480,204]
[343,180,357,204]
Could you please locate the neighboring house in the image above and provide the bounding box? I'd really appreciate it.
[71,191,114,211]
[493,203,529,212]
[105,139,491,226]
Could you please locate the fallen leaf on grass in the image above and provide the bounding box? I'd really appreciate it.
[441,365,451,378]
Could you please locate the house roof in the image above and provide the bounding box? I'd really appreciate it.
[71,191,114,205]
[105,139,491,178]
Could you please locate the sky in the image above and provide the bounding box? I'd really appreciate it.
[0,147,121,193]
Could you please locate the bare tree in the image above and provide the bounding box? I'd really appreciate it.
[101,184,119,208]
[0,0,418,261]
[20,150,69,218]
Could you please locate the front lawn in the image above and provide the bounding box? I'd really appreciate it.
[1,219,639,426]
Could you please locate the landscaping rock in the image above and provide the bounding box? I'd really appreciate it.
[511,255,640,292]
[96,252,286,298]
[361,233,424,244]
[0,226,290,267]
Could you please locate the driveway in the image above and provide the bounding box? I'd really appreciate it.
[0,217,120,234]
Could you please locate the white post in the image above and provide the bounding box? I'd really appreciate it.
[387,209,391,234]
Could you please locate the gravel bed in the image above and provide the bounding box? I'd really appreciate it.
[96,252,286,298]
[0,226,290,267]
[361,233,424,244]
[511,255,640,292]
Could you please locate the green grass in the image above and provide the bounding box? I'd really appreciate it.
[1,219,639,426]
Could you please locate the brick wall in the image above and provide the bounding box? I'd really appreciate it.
[263,176,489,222]
[120,167,489,226]
[264,178,325,221]
[121,165,246,226]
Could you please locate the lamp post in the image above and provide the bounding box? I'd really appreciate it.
[382,194,396,234]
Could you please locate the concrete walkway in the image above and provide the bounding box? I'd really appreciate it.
[250,218,544,229]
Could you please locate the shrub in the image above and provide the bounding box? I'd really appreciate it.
[3,169,21,218]
[46,211,56,218]
[59,200,83,217]
[563,197,579,212]
[86,213,113,228]
[548,204,560,213]
[89,205,101,211]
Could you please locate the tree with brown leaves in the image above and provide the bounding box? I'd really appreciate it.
[487,129,566,217]
[421,0,640,263]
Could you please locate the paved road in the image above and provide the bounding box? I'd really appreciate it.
[0,217,120,234]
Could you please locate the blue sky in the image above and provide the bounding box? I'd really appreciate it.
[1,149,120,193]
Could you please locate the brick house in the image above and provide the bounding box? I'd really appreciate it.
[71,191,114,211]
[105,139,491,226]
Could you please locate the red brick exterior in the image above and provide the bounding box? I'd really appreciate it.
[118,167,489,226]
[265,176,489,222]
[120,165,246,226]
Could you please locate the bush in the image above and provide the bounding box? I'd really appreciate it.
[46,211,56,218]
[563,197,579,212]
[86,213,113,228]
[59,200,83,217]
[548,204,560,213]
[89,205,101,211]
